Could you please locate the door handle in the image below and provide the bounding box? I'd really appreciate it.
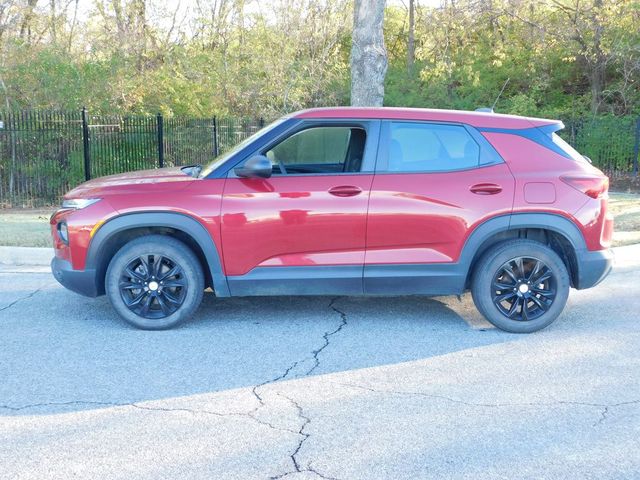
[328,185,362,197]
[469,183,502,195]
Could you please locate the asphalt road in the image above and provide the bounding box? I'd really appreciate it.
[1,247,639,480]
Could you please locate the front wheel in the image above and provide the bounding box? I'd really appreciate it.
[105,235,204,330]
[471,240,570,333]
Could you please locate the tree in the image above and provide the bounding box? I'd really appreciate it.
[544,0,609,114]
[350,0,387,107]
[19,0,38,43]
[407,0,415,74]
[0,0,637,116]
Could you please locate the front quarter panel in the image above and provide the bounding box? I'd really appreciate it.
[101,178,227,267]
[51,199,118,270]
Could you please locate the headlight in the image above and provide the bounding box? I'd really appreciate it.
[57,222,69,244]
[61,198,101,210]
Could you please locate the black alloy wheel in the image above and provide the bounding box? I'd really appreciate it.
[106,235,204,330]
[471,239,570,333]
[491,256,556,322]
[119,254,187,319]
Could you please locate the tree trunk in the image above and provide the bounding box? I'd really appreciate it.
[19,0,38,43]
[67,0,79,53]
[589,59,605,114]
[0,76,15,202]
[50,0,57,44]
[589,0,605,114]
[135,0,147,73]
[407,0,415,74]
[350,0,388,107]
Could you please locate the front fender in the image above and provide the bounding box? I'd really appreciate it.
[87,212,229,297]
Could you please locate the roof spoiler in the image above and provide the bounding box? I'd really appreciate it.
[538,122,565,133]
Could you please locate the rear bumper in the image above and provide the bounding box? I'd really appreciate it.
[51,257,99,297]
[575,248,614,290]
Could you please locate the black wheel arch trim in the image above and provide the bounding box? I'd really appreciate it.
[83,211,595,299]
[460,212,589,286]
[508,213,587,250]
[87,211,230,297]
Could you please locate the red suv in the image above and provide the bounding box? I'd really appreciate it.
[50,107,613,332]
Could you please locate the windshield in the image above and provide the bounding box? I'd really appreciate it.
[198,117,287,177]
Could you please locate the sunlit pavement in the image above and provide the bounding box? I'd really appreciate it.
[1,247,639,479]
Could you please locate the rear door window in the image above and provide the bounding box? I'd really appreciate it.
[382,122,480,172]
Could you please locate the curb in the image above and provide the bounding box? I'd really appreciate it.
[611,243,640,270]
[0,246,54,266]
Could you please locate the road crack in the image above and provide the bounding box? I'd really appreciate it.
[593,406,609,427]
[1,297,350,479]
[335,382,640,428]
[0,287,43,312]
[0,399,234,418]
[256,297,348,480]
[0,399,297,434]
[305,298,348,376]
[268,393,311,479]
[247,360,302,434]
[249,297,348,420]
[269,394,338,480]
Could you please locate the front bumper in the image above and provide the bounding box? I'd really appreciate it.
[51,256,99,297]
[575,248,614,290]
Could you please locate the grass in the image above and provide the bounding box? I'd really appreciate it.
[0,209,54,248]
[0,192,639,248]
[608,192,640,247]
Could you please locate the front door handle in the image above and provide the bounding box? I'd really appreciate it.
[470,183,502,195]
[328,185,363,197]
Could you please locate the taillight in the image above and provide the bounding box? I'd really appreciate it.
[560,175,609,199]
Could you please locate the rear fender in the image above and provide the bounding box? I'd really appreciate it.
[461,212,589,287]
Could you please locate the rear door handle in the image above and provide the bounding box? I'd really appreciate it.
[469,183,502,195]
[328,185,362,197]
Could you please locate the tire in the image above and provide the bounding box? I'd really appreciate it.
[105,235,204,330]
[471,239,570,333]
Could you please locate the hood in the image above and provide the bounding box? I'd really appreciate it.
[65,166,196,198]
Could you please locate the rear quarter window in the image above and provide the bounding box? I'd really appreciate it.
[551,132,587,162]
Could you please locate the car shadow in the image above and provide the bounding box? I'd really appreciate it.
[1,285,515,416]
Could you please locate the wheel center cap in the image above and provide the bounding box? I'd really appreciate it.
[518,283,529,294]
[148,281,159,291]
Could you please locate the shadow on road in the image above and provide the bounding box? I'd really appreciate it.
[1,281,514,415]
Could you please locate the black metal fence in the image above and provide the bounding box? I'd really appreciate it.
[0,109,638,207]
[0,109,264,207]
[561,116,640,175]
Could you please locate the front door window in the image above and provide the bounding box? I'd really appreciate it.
[265,126,367,175]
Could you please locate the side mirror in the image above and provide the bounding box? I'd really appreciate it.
[234,155,272,178]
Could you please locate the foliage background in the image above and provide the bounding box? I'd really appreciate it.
[0,0,637,119]
[0,0,638,208]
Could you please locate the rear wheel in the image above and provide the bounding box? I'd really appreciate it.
[105,235,204,330]
[471,239,570,333]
